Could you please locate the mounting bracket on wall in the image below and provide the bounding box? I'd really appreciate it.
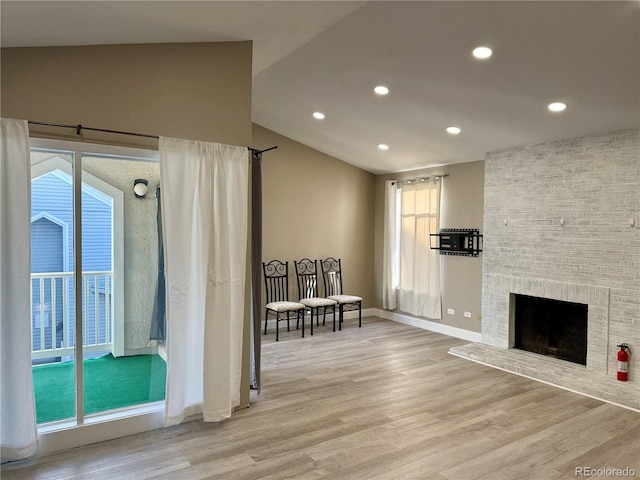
[430,228,483,257]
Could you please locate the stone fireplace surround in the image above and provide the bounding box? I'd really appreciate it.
[450,129,639,411]
[450,275,640,410]
[486,275,608,373]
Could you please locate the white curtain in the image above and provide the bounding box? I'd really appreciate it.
[382,180,397,310]
[398,179,442,319]
[160,137,248,426]
[0,118,38,461]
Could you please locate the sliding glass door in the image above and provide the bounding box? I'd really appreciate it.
[30,139,165,427]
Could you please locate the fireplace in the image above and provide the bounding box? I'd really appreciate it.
[513,294,588,365]
[452,273,633,408]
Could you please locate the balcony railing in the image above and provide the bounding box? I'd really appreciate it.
[30,271,114,360]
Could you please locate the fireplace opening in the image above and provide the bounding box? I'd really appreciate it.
[513,294,587,365]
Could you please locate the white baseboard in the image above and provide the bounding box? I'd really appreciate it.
[373,308,482,342]
[342,308,376,320]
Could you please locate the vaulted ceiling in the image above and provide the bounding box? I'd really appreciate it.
[3,1,638,174]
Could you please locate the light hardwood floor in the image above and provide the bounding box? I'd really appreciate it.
[3,317,639,479]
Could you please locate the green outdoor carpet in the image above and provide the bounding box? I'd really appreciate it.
[32,353,166,424]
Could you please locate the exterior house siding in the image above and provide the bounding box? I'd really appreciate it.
[31,170,113,352]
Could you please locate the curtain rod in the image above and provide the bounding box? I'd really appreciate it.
[27,120,277,155]
[392,174,448,185]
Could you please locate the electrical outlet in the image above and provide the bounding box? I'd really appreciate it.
[447,308,455,315]
[464,311,471,318]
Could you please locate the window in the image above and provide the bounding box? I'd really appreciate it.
[384,177,442,319]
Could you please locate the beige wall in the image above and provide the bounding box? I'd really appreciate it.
[1,42,252,146]
[2,42,253,406]
[374,160,484,332]
[253,124,376,307]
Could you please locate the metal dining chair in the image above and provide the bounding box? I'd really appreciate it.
[262,260,306,341]
[321,257,363,331]
[294,258,337,334]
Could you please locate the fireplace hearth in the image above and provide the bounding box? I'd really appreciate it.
[513,294,587,365]
[451,273,635,409]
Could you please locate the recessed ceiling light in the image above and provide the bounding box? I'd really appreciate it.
[312,112,325,120]
[547,102,567,112]
[374,86,389,95]
[378,144,390,150]
[446,126,462,135]
[472,46,493,59]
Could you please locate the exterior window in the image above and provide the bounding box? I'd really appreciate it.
[386,178,442,319]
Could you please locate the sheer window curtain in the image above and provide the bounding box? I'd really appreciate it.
[382,180,398,310]
[398,178,442,319]
[0,118,38,461]
[160,137,248,426]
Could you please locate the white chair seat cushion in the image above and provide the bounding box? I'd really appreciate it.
[327,294,362,304]
[300,297,337,308]
[266,301,305,312]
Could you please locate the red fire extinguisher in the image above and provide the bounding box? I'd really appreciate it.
[617,344,631,381]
